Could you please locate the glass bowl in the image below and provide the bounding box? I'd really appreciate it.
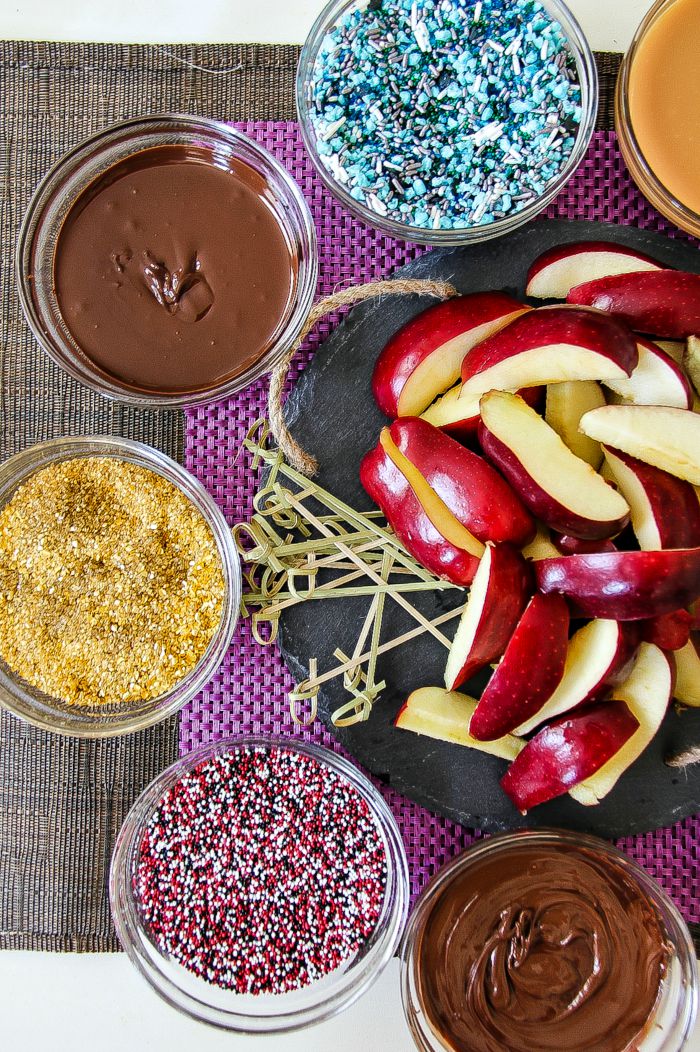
[110,735,409,1033]
[16,115,318,407]
[296,0,598,246]
[615,0,700,238]
[401,829,698,1052]
[0,436,241,738]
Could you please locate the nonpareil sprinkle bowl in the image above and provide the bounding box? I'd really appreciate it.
[0,436,241,738]
[297,0,597,245]
[110,735,409,1033]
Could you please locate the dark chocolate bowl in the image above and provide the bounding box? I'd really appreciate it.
[16,115,318,407]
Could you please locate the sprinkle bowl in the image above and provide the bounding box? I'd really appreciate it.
[110,735,409,1032]
[297,0,597,245]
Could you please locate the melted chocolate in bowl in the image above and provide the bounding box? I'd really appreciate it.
[52,145,297,395]
[416,842,670,1052]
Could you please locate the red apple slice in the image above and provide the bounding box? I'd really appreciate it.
[513,619,636,736]
[553,534,617,555]
[655,340,684,364]
[603,337,692,409]
[444,544,532,691]
[639,609,692,651]
[602,447,700,550]
[690,599,700,630]
[526,241,663,300]
[674,635,700,706]
[468,593,569,741]
[478,391,629,540]
[387,418,535,546]
[535,548,700,619]
[521,522,560,561]
[500,700,639,812]
[421,383,542,438]
[459,306,638,399]
[360,440,481,585]
[569,643,673,805]
[684,334,700,397]
[395,686,523,759]
[580,405,700,485]
[568,270,700,339]
[372,293,528,418]
[544,380,606,469]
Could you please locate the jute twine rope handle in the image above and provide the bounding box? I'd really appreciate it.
[268,277,459,476]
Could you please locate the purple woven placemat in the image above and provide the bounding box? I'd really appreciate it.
[182,124,699,919]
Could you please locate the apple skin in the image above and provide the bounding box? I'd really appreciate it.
[500,699,640,812]
[468,592,570,741]
[535,548,700,620]
[639,609,692,652]
[553,534,617,555]
[460,306,638,397]
[388,418,535,546]
[602,447,700,551]
[526,241,663,299]
[360,441,480,585]
[395,686,523,759]
[444,543,532,690]
[674,634,700,706]
[478,391,629,541]
[421,383,542,439]
[372,292,527,418]
[604,337,692,410]
[567,270,700,339]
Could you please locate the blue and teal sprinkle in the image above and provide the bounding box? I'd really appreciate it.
[308,0,583,231]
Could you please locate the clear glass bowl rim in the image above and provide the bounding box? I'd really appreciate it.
[400,827,699,1052]
[0,435,241,738]
[15,113,319,408]
[109,733,410,1033]
[296,0,599,246]
[615,0,700,238]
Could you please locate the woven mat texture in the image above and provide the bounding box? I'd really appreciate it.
[0,41,297,953]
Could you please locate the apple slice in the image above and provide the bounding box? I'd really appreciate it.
[372,292,528,418]
[535,548,700,619]
[444,544,532,691]
[602,447,700,550]
[478,391,630,540]
[674,635,700,706]
[395,686,523,759]
[422,383,542,438]
[459,306,638,399]
[656,340,684,364]
[500,700,639,812]
[513,619,636,735]
[387,418,535,547]
[526,241,663,299]
[580,405,700,485]
[360,440,481,585]
[521,522,560,560]
[544,380,606,469]
[569,643,673,805]
[553,534,617,555]
[639,609,692,651]
[568,270,700,339]
[468,593,569,741]
[603,337,692,409]
[690,599,700,631]
[684,335,700,397]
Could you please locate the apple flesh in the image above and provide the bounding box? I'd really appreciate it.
[360,439,481,585]
[444,543,532,690]
[513,619,636,735]
[460,306,638,399]
[580,405,700,486]
[568,269,700,339]
[535,548,700,619]
[387,418,535,546]
[395,686,523,759]
[674,635,700,706]
[639,609,692,651]
[602,447,700,550]
[422,383,542,438]
[526,241,663,300]
[372,292,528,418]
[603,337,692,410]
[656,340,684,365]
[468,593,570,741]
[500,699,639,812]
[544,380,606,469]
[569,643,673,805]
[684,335,700,397]
[478,391,630,540]
[521,522,561,561]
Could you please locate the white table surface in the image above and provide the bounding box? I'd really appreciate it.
[1,1,698,1049]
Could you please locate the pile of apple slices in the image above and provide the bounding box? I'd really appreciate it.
[362,239,700,813]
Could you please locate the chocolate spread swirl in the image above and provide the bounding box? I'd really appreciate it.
[417,843,670,1052]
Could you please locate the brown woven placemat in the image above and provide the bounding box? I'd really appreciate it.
[0,43,621,952]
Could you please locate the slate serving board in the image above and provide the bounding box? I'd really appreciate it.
[279,218,700,837]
